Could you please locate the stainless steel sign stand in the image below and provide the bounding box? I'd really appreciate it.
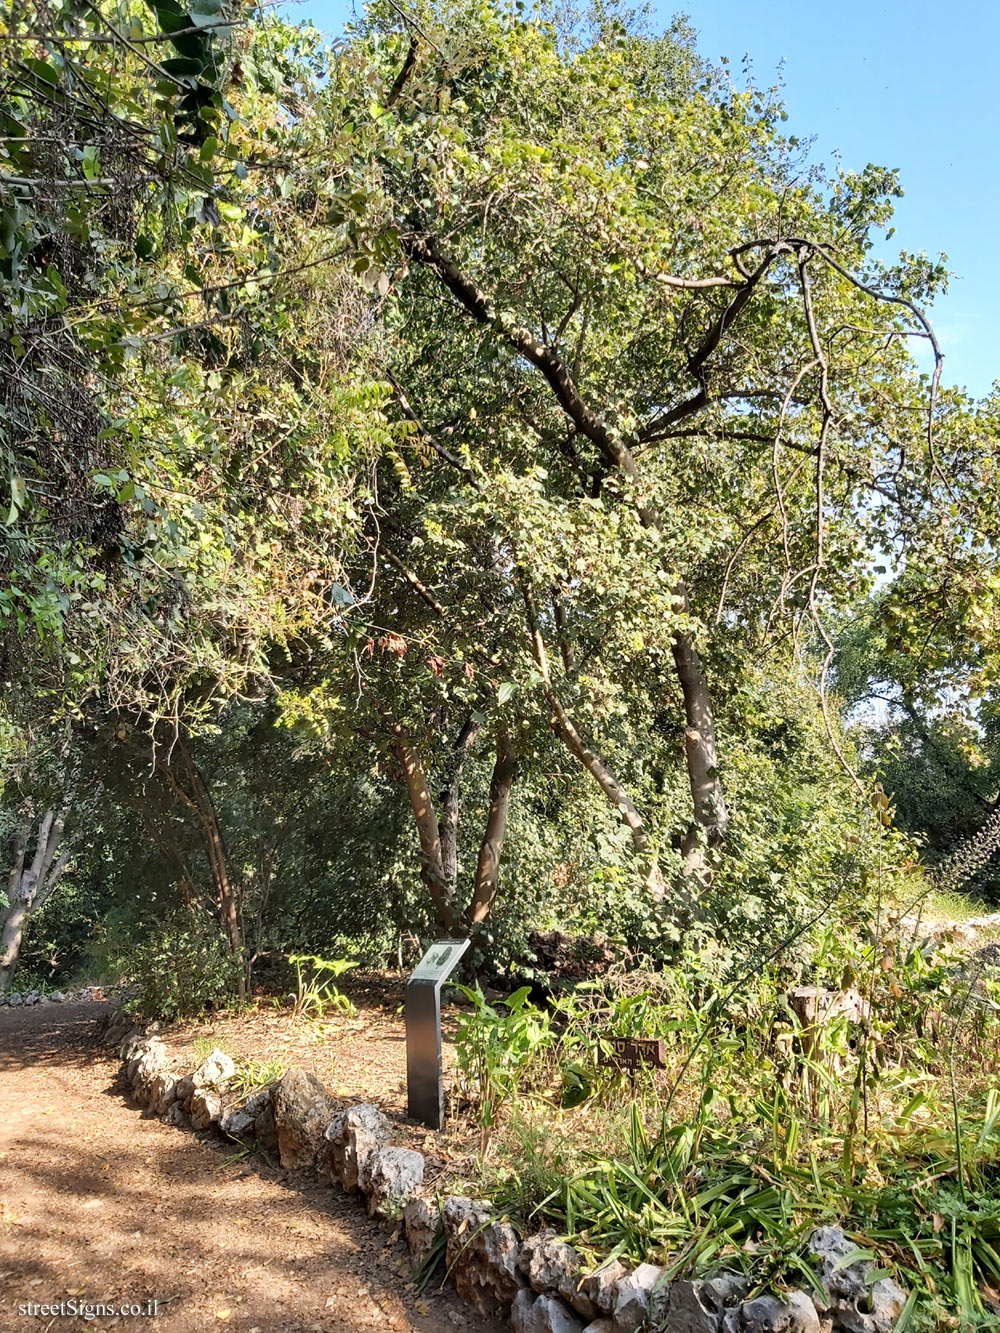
[406,938,471,1130]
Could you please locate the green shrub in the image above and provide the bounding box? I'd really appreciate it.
[454,984,555,1149]
[289,952,356,1018]
[114,908,242,1020]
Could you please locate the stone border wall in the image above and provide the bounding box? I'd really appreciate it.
[103,1015,908,1333]
[1,984,118,1007]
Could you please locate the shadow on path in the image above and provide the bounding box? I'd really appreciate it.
[0,1002,502,1333]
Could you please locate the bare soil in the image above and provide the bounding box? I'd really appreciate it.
[154,974,479,1167]
[0,999,503,1332]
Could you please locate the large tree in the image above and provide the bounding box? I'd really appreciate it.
[312,0,982,903]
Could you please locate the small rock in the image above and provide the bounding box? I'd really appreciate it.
[171,1051,232,1111]
[129,1039,168,1095]
[611,1263,667,1333]
[190,1089,222,1131]
[579,1261,628,1316]
[360,1145,425,1218]
[220,1103,257,1138]
[737,1291,821,1333]
[271,1068,337,1170]
[511,1288,586,1333]
[404,1193,441,1269]
[519,1230,595,1319]
[442,1196,526,1316]
[147,1072,178,1116]
[49,990,65,1003]
[324,1103,390,1192]
[808,1227,906,1333]
[666,1274,748,1333]
[254,1097,279,1151]
[119,1029,147,1062]
[194,1049,235,1088]
[163,1101,189,1127]
[174,1074,196,1108]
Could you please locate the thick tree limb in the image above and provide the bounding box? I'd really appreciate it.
[438,714,482,890]
[391,726,457,932]
[520,580,664,895]
[467,729,518,924]
[403,230,730,864]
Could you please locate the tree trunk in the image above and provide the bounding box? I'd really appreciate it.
[404,233,730,878]
[467,730,517,924]
[521,580,665,896]
[153,737,247,1002]
[175,740,246,1002]
[0,896,31,991]
[673,631,727,877]
[392,728,458,933]
[438,715,481,897]
[0,805,74,992]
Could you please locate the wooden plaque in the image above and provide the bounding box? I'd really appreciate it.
[597,1036,666,1070]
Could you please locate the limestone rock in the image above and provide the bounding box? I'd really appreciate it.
[220,1087,271,1139]
[582,1322,615,1333]
[194,1049,235,1088]
[174,1073,196,1108]
[808,1227,906,1333]
[736,1291,821,1333]
[119,1029,147,1062]
[442,1196,526,1317]
[664,1274,749,1333]
[512,1288,586,1333]
[190,1088,222,1131]
[145,1071,178,1116]
[519,1230,596,1319]
[220,1103,257,1139]
[254,1097,279,1152]
[172,1048,234,1112]
[323,1103,390,1192]
[579,1261,628,1316]
[611,1262,667,1333]
[163,1101,189,1127]
[271,1068,337,1170]
[103,1019,132,1048]
[129,1038,168,1094]
[360,1145,425,1218]
[404,1193,441,1270]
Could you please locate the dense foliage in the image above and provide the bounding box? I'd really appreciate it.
[3,1,1000,1323]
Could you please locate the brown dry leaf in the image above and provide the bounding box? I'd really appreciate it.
[933,1212,945,1233]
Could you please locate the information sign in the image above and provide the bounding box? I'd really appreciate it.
[406,938,471,1130]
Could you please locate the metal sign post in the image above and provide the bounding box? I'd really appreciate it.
[405,938,470,1130]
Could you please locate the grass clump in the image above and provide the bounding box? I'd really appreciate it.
[451,903,1000,1328]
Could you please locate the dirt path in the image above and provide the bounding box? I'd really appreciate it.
[0,1003,502,1332]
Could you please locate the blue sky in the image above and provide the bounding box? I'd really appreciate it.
[284,0,999,399]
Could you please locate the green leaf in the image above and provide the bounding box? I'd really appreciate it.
[832,1248,877,1272]
[5,475,26,525]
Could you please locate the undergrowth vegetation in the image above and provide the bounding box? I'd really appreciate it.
[452,893,1000,1328]
[3,0,1000,1326]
